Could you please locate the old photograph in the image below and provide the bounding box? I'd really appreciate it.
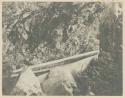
[2,1,123,96]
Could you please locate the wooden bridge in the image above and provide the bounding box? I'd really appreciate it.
[11,50,99,78]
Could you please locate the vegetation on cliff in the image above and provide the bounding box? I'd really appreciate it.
[2,2,122,95]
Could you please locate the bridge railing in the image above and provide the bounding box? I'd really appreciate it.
[11,50,99,78]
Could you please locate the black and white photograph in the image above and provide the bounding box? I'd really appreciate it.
[2,1,123,96]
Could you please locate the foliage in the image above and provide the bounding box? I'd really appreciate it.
[2,2,103,68]
[83,3,123,95]
[2,2,122,95]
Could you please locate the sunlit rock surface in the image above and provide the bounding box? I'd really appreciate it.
[11,68,44,95]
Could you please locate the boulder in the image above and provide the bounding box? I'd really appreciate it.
[11,68,44,95]
[41,67,77,95]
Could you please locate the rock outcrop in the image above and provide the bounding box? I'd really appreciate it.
[41,67,77,95]
[11,68,44,95]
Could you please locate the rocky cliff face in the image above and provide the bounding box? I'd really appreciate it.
[2,2,123,95]
[3,3,102,94]
[98,3,122,95]
[2,2,102,68]
[84,3,123,95]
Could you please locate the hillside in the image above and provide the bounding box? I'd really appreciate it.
[2,2,122,96]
